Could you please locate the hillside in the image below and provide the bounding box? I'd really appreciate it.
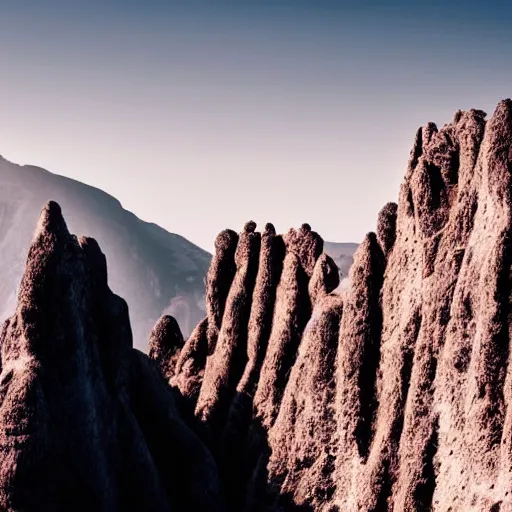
[0,155,211,349]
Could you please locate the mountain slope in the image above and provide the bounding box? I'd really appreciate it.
[0,155,211,349]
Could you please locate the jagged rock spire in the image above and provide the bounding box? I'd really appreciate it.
[205,229,239,355]
[195,222,261,436]
[166,100,512,511]
[0,202,225,512]
[5,98,512,512]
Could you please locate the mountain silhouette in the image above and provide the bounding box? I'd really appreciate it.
[0,155,211,349]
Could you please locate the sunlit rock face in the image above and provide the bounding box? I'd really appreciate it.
[166,101,512,511]
[2,99,512,512]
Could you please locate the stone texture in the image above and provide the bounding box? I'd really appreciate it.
[0,202,224,512]
[168,100,512,511]
[4,99,512,512]
[148,315,184,381]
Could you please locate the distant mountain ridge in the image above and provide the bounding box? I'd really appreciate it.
[0,154,357,350]
[0,155,211,349]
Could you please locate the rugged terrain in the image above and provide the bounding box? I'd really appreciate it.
[0,156,355,350]
[0,156,211,348]
[167,100,512,511]
[1,100,512,511]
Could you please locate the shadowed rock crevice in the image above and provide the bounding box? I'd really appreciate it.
[412,415,439,511]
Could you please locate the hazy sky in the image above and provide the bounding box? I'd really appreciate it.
[0,1,511,251]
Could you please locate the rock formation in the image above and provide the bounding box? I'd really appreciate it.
[195,221,261,438]
[172,220,340,510]
[3,99,512,512]
[0,202,224,512]
[148,314,184,381]
[167,100,512,511]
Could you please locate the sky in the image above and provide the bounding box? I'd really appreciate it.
[0,0,511,252]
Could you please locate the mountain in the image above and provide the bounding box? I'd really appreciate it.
[0,153,358,352]
[0,155,211,349]
[0,100,510,511]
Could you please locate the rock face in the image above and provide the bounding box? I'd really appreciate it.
[0,202,224,511]
[166,100,512,511]
[172,220,340,510]
[148,315,185,381]
[3,99,512,512]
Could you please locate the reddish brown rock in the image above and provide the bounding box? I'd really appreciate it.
[0,202,224,512]
[8,99,512,512]
[220,224,285,510]
[235,223,286,400]
[252,253,312,430]
[308,253,340,306]
[333,232,387,508]
[377,202,398,256]
[148,314,184,381]
[195,222,261,436]
[205,229,239,354]
[283,223,324,277]
[267,294,343,510]
[171,317,209,409]
[172,101,512,511]
[331,104,502,511]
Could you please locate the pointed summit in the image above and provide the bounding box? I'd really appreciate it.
[34,200,69,239]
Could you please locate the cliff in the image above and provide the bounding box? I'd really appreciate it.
[167,100,512,511]
[1,99,512,511]
[0,202,224,511]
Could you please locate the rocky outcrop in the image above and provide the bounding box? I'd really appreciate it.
[0,202,224,512]
[165,100,512,511]
[169,220,339,509]
[3,99,512,512]
[253,224,329,432]
[205,229,239,355]
[171,317,209,409]
[195,222,261,437]
[148,314,184,381]
[267,294,343,509]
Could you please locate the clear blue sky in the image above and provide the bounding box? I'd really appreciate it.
[0,0,510,251]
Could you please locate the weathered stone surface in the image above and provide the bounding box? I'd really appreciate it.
[253,225,324,431]
[5,99,512,512]
[205,229,239,355]
[148,314,184,381]
[0,202,224,512]
[267,294,343,509]
[171,317,209,410]
[166,100,512,511]
[195,222,261,437]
